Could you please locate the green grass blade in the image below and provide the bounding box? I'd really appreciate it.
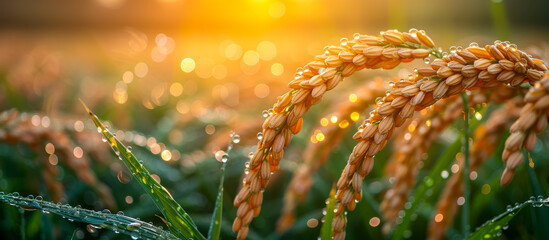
[391,137,462,240]
[20,208,26,240]
[0,193,180,240]
[320,185,337,240]
[526,152,549,239]
[82,102,205,240]
[206,132,240,240]
[468,197,549,240]
[206,166,224,240]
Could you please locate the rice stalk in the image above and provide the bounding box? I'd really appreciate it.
[331,39,546,239]
[276,78,386,232]
[232,29,439,239]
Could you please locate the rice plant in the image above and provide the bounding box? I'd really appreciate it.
[2,28,549,240]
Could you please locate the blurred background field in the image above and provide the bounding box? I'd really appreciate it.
[0,0,549,239]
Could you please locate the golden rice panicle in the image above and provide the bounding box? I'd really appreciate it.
[233,29,439,239]
[501,75,549,186]
[383,85,521,232]
[379,92,492,231]
[331,40,546,238]
[277,79,386,232]
[428,99,522,240]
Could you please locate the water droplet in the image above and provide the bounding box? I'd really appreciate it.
[424,58,430,64]
[424,177,434,187]
[102,209,111,214]
[404,202,412,209]
[469,42,479,48]
[127,146,132,152]
[35,196,43,201]
[26,195,34,200]
[257,132,263,140]
[410,213,418,221]
[232,135,241,144]
[221,153,229,163]
[87,224,100,233]
[102,137,107,143]
[117,211,124,216]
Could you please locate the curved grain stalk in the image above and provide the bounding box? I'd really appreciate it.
[501,75,549,185]
[232,29,438,239]
[331,40,546,239]
[380,85,519,232]
[276,78,386,232]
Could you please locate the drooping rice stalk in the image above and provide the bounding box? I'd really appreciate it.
[331,40,546,239]
[232,29,438,239]
[277,79,386,232]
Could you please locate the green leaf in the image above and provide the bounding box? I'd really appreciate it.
[81,102,205,240]
[0,193,179,240]
[320,185,337,240]
[468,197,549,240]
[207,161,227,240]
[391,137,462,240]
[526,153,549,240]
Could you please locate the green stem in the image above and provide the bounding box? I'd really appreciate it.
[19,210,25,240]
[526,151,549,239]
[489,0,510,40]
[461,93,470,238]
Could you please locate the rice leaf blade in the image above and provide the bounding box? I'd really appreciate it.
[82,101,204,240]
[207,161,226,240]
[468,197,549,240]
[0,194,180,240]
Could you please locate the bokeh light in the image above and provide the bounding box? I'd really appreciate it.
[180,58,196,73]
